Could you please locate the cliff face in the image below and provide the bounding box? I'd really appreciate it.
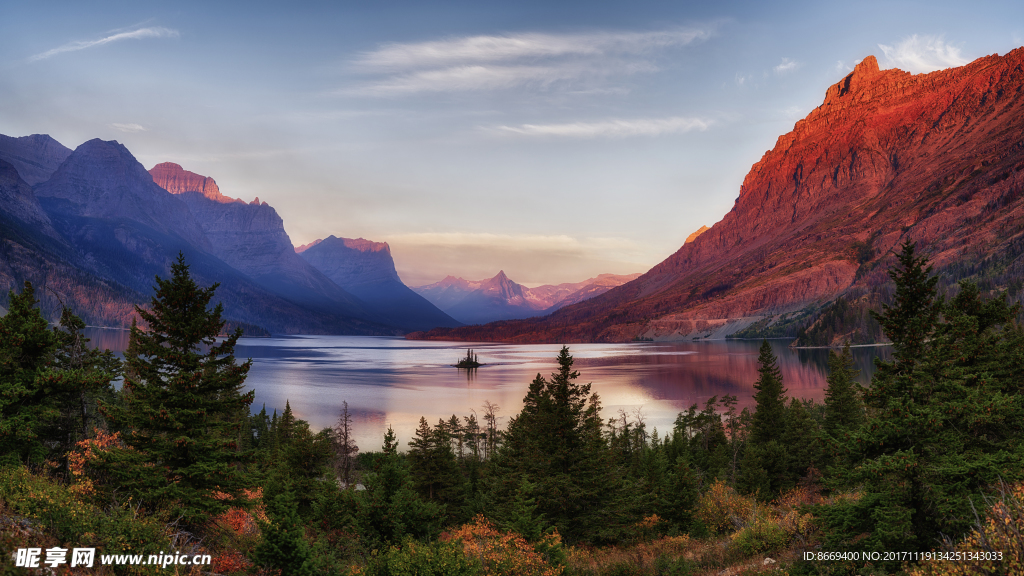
[149,162,241,204]
[148,162,373,318]
[36,139,211,249]
[411,49,1024,343]
[299,236,461,331]
[0,134,72,186]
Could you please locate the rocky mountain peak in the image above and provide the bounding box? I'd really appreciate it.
[149,162,241,204]
[0,133,73,185]
[35,139,210,248]
[685,225,709,244]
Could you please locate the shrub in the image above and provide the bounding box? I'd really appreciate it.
[443,515,563,576]
[729,511,789,557]
[695,480,756,535]
[0,465,170,574]
[361,538,481,576]
[907,482,1024,576]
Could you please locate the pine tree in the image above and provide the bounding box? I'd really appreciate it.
[818,243,1024,570]
[99,254,255,525]
[252,490,314,576]
[0,282,58,465]
[749,340,787,444]
[489,346,628,543]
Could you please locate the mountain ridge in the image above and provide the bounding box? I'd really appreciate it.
[408,49,1024,342]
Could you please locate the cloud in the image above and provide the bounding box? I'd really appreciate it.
[111,123,147,133]
[491,116,712,138]
[29,26,179,62]
[774,58,801,74]
[878,35,969,73]
[348,25,717,94]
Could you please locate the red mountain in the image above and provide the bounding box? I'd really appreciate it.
[410,50,1024,343]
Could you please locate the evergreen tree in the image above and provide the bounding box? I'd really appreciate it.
[489,346,628,543]
[738,341,791,498]
[252,490,314,576]
[749,340,787,445]
[818,243,1024,571]
[821,343,863,470]
[99,254,255,525]
[0,282,58,465]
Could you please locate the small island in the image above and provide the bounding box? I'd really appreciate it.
[454,348,483,368]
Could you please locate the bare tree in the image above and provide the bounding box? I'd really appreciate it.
[333,401,359,487]
[482,400,501,460]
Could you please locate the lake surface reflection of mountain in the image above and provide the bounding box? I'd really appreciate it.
[83,330,890,452]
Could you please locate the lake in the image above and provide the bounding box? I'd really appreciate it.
[83,329,890,452]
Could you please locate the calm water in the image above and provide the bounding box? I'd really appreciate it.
[83,329,889,452]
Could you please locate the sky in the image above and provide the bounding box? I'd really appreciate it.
[2,1,1023,287]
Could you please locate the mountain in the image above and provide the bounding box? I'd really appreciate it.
[36,140,211,249]
[297,235,461,331]
[0,134,72,186]
[3,137,391,334]
[148,162,373,318]
[409,50,1024,343]
[413,271,642,325]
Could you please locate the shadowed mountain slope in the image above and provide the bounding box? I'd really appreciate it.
[148,162,374,319]
[410,50,1024,343]
[298,235,461,331]
[0,134,72,186]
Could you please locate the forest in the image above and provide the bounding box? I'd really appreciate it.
[1,241,1023,576]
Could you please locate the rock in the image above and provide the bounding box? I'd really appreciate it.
[149,162,241,204]
[685,225,709,244]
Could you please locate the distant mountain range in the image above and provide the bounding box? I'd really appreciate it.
[0,135,631,335]
[412,271,641,325]
[410,50,1024,343]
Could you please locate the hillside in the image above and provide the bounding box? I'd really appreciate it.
[410,51,1024,343]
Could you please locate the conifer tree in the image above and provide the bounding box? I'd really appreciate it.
[749,340,787,444]
[739,341,791,498]
[818,243,1024,570]
[99,254,255,525]
[0,282,58,465]
[490,346,627,543]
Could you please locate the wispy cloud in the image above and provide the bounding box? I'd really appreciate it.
[29,26,179,62]
[347,26,717,95]
[878,34,969,73]
[111,123,147,133]
[491,116,712,138]
[774,57,801,74]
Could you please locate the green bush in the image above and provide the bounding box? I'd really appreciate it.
[729,512,789,557]
[364,538,481,576]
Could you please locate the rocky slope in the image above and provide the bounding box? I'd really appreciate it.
[298,236,460,331]
[36,139,211,249]
[0,137,392,334]
[147,162,372,319]
[0,134,72,186]
[413,271,641,325]
[410,50,1024,343]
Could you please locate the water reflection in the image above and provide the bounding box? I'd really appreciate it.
[81,329,890,452]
